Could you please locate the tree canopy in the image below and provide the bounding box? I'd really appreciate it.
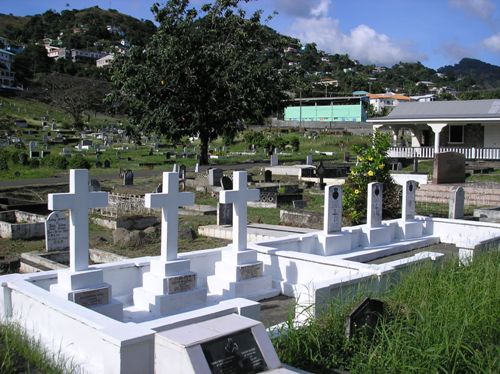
[109,0,290,164]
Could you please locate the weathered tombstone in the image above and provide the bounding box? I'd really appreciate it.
[179,164,187,180]
[292,200,306,209]
[154,183,162,193]
[95,160,102,168]
[208,168,223,187]
[220,175,233,190]
[103,159,111,168]
[165,151,171,160]
[324,185,343,233]
[123,170,134,186]
[432,152,465,184]
[413,157,419,173]
[316,161,326,190]
[45,211,69,252]
[367,182,383,228]
[343,152,350,162]
[29,141,39,158]
[217,202,233,225]
[402,180,417,221]
[194,163,199,173]
[89,179,101,192]
[264,170,273,183]
[345,297,385,339]
[270,154,278,167]
[306,154,313,166]
[449,186,465,219]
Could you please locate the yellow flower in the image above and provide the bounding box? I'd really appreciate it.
[354,189,360,195]
[161,80,165,85]
[357,156,363,161]
[350,169,357,175]
[378,163,384,169]
[367,156,373,161]
[367,170,375,177]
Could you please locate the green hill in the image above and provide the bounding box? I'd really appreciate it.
[438,58,500,89]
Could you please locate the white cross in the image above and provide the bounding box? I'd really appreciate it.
[48,169,108,272]
[219,171,260,251]
[145,172,194,261]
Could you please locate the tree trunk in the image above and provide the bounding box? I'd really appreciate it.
[199,132,210,165]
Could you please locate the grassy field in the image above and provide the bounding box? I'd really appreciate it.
[273,250,500,373]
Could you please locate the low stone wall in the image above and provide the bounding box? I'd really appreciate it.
[280,209,323,230]
[0,210,46,239]
[91,214,159,230]
[416,184,500,207]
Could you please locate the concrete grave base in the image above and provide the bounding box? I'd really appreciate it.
[317,232,352,255]
[401,220,424,239]
[360,225,394,246]
[133,287,208,316]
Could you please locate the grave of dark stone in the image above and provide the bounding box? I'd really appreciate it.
[104,159,111,168]
[127,157,132,161]
[264,170,272,183]
[432,152,465,184]
[292,200,306,209]
[208,168,223,187]
[0,255,20,274]
[220,176,233,190]
[217,203,233,225]
[165,152,171,160]
[179,164,187,180]
[95,161,102,168]
[124,170,134,186]
[345,297,385,340]
[89,179,101,192]
[155,183,162,193]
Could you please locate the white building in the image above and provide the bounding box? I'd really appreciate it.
[0,48,16,88]
[410,94,436,102]
[96,54,114,68]
[368,92,413,113]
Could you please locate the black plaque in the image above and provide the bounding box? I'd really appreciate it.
[345,297,385,339]
[201,329,268,374]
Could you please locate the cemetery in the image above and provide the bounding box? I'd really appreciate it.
[0,164,499,372]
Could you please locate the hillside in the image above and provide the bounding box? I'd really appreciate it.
[438,58,500,89]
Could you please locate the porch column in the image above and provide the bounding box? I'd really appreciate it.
[372,124,383,139]
[428,123,447,154]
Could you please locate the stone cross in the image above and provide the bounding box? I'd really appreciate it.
[145,172,194,261]
[367,182,383,228]
[219,171,260,251]
[402,180,417,221]
[48,169,108,272]
[324,185,343,234]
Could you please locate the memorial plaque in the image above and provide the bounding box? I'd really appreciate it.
[167,273,196,294]
[221,176,233,190]
[264,170,272,183]
[345,297,385,339]
[201,329,268,374]
[306,154,313,165]
[239,263,263,280]
[45,211,69,251]
[217,202,233,225]
[71,286,110,307]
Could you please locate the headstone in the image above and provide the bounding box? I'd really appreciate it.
[165,152,171,160]
[208,168,223,187]
[432,152,465,184]
[217,203,233,225]
[219,171,260,251]
[155,183,162,193]
[449,186,465,219]
[29,141,39,158]
[194,163,199,173]
[103,159,110,168]
[324,185,343,233]
[306,154,313,165]
[316,161,326,190]
[293,200,306,209]
[274,147,279,155]
[123,170,133,186]
[345,297,385,339]
[172,163,177,172]
[264,170,272,183]
[270,154,278,167]
[179,164,187,180]
[367,182,383,228]
[48,169,108,272]
[220,175,233,190]
[413,157,419,173]
[95,160,102,168]
[402,180,417,221]
[89,179,101,192]
[45,211,69,252]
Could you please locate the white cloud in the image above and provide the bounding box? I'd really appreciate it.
[483,33,500,53]
[449,0,495,20]
[310,0,330,18]
[273,0,322,17]
[290,16,424,66]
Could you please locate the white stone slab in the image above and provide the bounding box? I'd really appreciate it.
[367,182,383,228]
[324,185,343,234]
[45,211,69,251]
[402,180,417,221]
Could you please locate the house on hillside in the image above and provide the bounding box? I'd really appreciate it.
[368,92,413,113]
[0,48,16,89]
[368,99,500,160]
[96,54,114,68]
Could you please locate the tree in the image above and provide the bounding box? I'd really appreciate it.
[109,0,289,164]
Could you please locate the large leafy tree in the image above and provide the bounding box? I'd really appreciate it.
[109,0,289,164]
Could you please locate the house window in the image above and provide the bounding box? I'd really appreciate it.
[449,125,464,144]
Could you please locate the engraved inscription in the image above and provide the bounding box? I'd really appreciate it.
[71,286,109,307]
[167,273,196,294]
[239,263,263,281]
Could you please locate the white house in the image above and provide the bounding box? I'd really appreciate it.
[368,92,413,113]
[0,48,15,88]
[96,54,114,68]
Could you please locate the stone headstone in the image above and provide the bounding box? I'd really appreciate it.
[179,164,187,180]
[402,180,417,220]
[432,152,465,184]
[293,200,306,209]
[208,168,223,187]
[264,170,272,183]
[123,170,134,186]
[367,182,383,228]
[89,179,101,192]
[217,202,233,225]
[103,159,111,168]
[306,154,313,166]
[220,175,233,190]
[95,160,102,168]
[172,163,178,172]
[270,154,278,167]
[194,163,199,173]
[45,211,69,252]
[324,185,343,233]
[449,186,465,219]
[155,183,162,193]
[345,297,385,339]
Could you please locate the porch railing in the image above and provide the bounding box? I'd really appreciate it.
[388,146,500,160]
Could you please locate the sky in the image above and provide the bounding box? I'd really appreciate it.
[1,0,499,69]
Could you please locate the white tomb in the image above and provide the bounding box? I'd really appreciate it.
[362,182,392,246]
[207,171,278,300]
[48,169,123,320]
[401,180,423,238]
[270,154,278,167]
[133,172,207,316]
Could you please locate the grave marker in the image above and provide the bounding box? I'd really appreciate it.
[45,211,69,252]
[89,179,101,192]
[219,171,260,251]
[220,175,233,190]
[367,182,383,228]
[179,164,187,180]
[292,200,306,209]
[48,169,108,272]
[194,163,199,173]
[306,154,313,165]
[217,203,233,225]
[402,180,417,220]
[449,186,465,219]
[324,185,343,233]
[123,170,134,186]
[345,297,385,340]
[270,154,278,167]
[264,170,272,183]
[208,168,223,187]
[103,159,110,168]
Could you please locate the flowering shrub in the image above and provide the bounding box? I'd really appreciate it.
[343,132,401,225]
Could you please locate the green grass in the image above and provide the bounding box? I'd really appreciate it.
[273,250,500,373]
[0,323,72,373]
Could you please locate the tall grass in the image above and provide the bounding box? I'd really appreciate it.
[273,250,500,373]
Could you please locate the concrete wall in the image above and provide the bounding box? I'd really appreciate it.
[0,210,46,239]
